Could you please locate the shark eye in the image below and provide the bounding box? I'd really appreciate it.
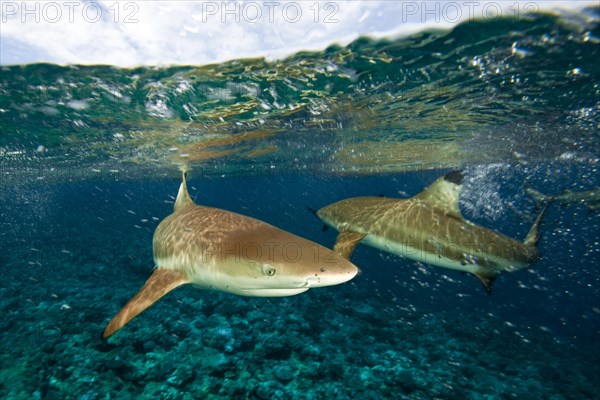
[262,264,276,276]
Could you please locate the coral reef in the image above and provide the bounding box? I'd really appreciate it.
[1,251,598,399]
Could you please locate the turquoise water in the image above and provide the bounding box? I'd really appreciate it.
[1,9,599,399]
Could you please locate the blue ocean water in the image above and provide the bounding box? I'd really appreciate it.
[2,167,599,399]
[1,8,600,400]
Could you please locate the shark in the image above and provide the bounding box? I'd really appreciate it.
[102,172,358,339]
[316,171,550,293]
[526,187,600,211]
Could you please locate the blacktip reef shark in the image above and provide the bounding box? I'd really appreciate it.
[316,171,550,293]
[103,172,358,339]
[526,187,600,211]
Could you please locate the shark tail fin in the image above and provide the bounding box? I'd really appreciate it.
[524,199,553,247]
[525,187,550,209]
[174,169,194,211]
[102,269,190,340]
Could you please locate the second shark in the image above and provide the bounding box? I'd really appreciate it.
[317,171,551,292]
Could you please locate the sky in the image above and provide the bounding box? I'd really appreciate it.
[0,1,597,66]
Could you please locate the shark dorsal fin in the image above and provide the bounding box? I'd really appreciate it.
[413,171,464,219]
[174,171,194,212]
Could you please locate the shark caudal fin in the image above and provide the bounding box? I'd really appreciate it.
[524,199,553,247]
[174,170,194,211]
[102,269,190,340]
[525,187,552,209]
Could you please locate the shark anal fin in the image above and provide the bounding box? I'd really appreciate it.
[474,272,497,294]
[102,269,190,340]
[333,231,367,259]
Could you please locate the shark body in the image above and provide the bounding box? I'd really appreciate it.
[317,171,549,292]
[103,173,358,339]
[526,187,600,211]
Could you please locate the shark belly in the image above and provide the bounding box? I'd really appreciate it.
[359,227,532,276]
[156,256,310,297]
[361,234,483,275]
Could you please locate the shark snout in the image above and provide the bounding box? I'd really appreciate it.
[251,239,359,289]
[258,252,358,290]
[231,257,358,297]
[303,257,359,288]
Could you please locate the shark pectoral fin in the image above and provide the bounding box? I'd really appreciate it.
[333,231,367,259]
[474,272,497,294]
[102,269,190,340]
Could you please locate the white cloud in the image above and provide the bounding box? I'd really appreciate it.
[0,1,596,66]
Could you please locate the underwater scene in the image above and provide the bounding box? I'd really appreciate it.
[1,6,600,400]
